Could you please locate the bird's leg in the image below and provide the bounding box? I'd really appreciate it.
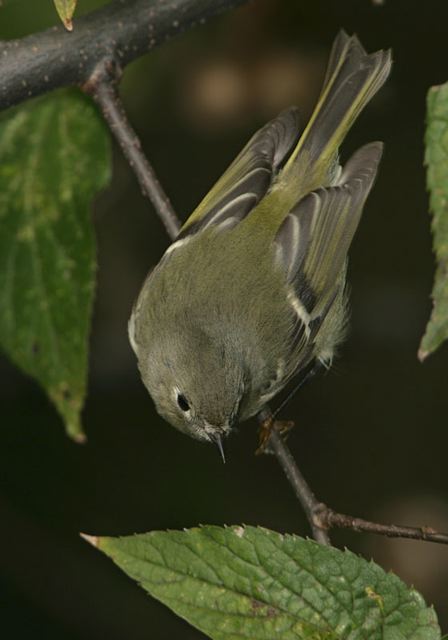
[255,359,325,455]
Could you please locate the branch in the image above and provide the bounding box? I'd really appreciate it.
[260,410,448,546]
[85,60,181,239]
[0,0,247,111]
[258,408,331,545]
[322,509,448,544]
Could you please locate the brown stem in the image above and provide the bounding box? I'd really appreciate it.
[258,408,331,545]
[323,509,448,544]
[259,412,448,545]
[84,60,181,240]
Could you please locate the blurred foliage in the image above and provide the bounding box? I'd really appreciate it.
[419,83,448,361]
[97,525,441,640]
[0,90,110,439]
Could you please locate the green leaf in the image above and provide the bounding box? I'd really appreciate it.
[0,90,110,440]
[91,525,440,640]
[419,82,448,361]
[53,0,77,31]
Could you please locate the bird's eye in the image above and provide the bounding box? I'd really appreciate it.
[176,393,190,412]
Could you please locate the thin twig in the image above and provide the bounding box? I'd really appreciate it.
[259,412,448,545]
[323,509,448,544]
[85,60,181,239]
[261,412,331,545]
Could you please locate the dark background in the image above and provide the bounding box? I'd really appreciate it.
[1,0,448,638]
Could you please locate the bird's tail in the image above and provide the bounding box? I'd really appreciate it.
[284,31,391,181]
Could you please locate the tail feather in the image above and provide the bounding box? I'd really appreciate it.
[321,29,354,88]
[285,31,391,176]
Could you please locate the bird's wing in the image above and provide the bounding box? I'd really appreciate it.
[274,142,383,334]
[176,108,300,241]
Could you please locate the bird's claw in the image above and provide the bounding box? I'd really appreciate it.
[255,418,295,455]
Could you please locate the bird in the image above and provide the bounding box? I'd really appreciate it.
[128,31,392,456]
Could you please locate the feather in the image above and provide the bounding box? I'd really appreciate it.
[176,108,301,241]
[275,141,383,332]
[283,32,391,183]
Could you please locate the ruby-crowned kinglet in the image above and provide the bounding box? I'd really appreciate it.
[129,31,391,452]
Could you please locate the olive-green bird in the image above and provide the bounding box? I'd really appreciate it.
[129,31,391,453]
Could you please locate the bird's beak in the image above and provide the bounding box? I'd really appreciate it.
[210,433,226,464]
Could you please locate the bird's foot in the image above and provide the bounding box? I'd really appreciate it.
[255,417,295,455]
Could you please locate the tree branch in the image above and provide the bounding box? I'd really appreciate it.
[259,410,448,546]
[322,509,448,544]
[257,408,331,545]
[0,0,247,111]
[85,59,181,239]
